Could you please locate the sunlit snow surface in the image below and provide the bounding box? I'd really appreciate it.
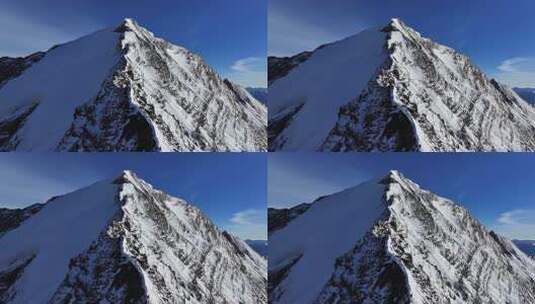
[0,29,121,151]
[269,179,386,303]
[268,28,387,150]
[0,180,119,303]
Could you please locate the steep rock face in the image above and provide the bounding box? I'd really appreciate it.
[0,203,44,237]
[269,171,535,304]
[269,19,535,151]
[0,171,267,304]
[268,203,311,234]
[268,52,311,85]
[0,52,45,87]
[0,19,267,152]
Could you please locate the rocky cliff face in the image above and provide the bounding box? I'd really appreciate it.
[0,52,44,87]
[0,203,44,237]
[0,18,267,152]
[269,171,535,304]
[268,203,311,234]
[269,19,535,152]
[0,171,267,304]
[268,52,311,85]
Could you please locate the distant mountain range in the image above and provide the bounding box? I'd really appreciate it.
[513,239,535,257]
[246,239,268,257]
[513,87,535,105]
[246,87,268,104]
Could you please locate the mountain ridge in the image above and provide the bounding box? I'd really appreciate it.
[268,19,535,152]
[268,170,535,303]
[0,170,267,304]
[0,18,267,152]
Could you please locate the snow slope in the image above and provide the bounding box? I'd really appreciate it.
[0,180,120,303]
[269,19,535,152]
[0,28,121,151]
[269,171,535,304]
[0,18,267,151]
[268,27,388,150]
[0,171,267,304]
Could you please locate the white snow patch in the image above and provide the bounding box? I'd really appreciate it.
[268,27,388,150]
[269,179,386,303]
[0,27,121,151]
[0,180,120,303]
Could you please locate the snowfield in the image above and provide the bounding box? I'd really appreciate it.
[0,18,267,152]
[0,171,267,304]
[269,171,535,304]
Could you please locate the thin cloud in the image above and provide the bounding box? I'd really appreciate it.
[225,56,267,88]
[224,208,267,240]
[231,57,264,72]
[492,209,535,240]
[495,57,535,87]
[230,209,265,225]
[497,57,535,73]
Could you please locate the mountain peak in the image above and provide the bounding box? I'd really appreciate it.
[381,17,408,33]
[114,17,141,32]
[387,169,402,178]
[389,17,403,27]
[112,169,140,185]
[0,172,267,304]
[270,172,535,303]
[0,12,267,152]
[379,169,406,186]
[122,17,136,25]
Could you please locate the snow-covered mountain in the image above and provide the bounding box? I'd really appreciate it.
[269,171,535,304]
[0,170,267,304]
[514,88,535,105]
[0,18,267,152]
[268,18,535,152]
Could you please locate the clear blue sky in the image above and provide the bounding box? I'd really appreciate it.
[269,153,535,240]
[269,0,535,87]
[0,153,267,240]
[0,0,267,87]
